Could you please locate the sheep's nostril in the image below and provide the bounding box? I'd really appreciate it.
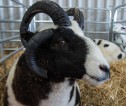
[99,65,109,73]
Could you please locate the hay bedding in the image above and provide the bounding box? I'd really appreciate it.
[78,60,126,106]
[0,52,126,106]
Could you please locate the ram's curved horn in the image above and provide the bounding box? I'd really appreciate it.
[25,29,54,78]
[20,0,71,47]
[66,8,84,30]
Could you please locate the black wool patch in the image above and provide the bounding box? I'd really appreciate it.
[69,85,74,103]
[118,53,122,59]
[93,40,95,42]
[3,88,9,106]
[122,39,124,43]
[12,53,52,106]
[123,46,125,49]
[69,79,75,86]
[97,40,102,45]
[104,44,109,47]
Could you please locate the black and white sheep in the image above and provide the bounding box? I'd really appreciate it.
[93,39,125,63]
[113,24,126,52]
[4,1,110,106]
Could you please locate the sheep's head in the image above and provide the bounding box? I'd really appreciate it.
[93,39,125,63]
[20,0,110,86]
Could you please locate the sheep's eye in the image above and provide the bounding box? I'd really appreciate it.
[57,41,66,46]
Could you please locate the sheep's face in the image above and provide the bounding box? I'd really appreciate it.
[47,28,87,80]
[45,21,110,85]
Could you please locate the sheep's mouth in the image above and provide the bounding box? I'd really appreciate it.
[87,73,109,82]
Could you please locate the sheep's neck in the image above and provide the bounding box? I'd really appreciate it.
[38,80,79,106]
[12,54,75,106]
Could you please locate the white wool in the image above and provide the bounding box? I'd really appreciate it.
[39,81,79,106]
[68,20,84,37]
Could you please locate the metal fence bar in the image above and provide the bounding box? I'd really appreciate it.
[0,5,23,8]
[0,30,19,33]
[114,20,126,23]
[0,20,21,23]
[113,32,126,35]
[3,48,20,51]
[114,4,126,13]
[113,41,126,47]
[109,4,126,41]
[11,0,28,9]
[10,39,21,42]
[84,31,109,33]
[9,0,15,40]
[0,44,7,72]
[0,47,23,64]
[109,9,114,41]
[35,20,110,24]
[0,35,20,43]
[84,22,110,24]
[63,7,109,11]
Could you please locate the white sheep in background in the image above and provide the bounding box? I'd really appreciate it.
[113,23,126,52]
[4,1,110,106]
[93,39,125,63]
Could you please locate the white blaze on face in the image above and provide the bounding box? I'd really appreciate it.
[69,21,110,86]
[83,38,110,85]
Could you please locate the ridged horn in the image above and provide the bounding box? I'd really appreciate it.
[20,0,71,47]
[25,29,54,78]
[66,8,84,30]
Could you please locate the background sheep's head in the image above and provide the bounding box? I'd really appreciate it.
[113,24,126,53]
[93,39,125,63]
[20,0,110,85]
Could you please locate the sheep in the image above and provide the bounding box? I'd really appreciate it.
[4,1,110,106]
[93,39,125,63]
[113,23,126,52]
